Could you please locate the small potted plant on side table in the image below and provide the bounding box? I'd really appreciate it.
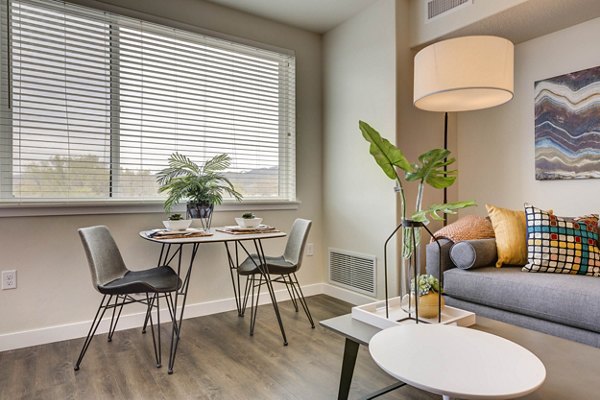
[413,274,444,319]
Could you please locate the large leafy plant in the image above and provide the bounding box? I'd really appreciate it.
[359,121,474,255]
[157,152,243,212]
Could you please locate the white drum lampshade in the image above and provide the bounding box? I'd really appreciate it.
[414,36,514,112]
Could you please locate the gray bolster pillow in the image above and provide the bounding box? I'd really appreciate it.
[450,239,497,270]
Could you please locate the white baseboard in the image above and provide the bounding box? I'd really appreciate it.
[0,283,375,352]
[321,283,377,305]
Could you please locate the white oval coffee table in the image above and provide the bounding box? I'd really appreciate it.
[369,324,546,399]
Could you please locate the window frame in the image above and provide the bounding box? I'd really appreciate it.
[0,0,297,211]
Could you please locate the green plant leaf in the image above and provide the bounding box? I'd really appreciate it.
[411,200,476,223]
[359,120,412,180]
[202,153,231,174]
[156,152,200,186]
[157,152,243,212]
[405,148,457,189]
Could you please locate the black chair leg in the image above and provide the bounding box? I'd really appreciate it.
[156,293,162,368]
[240,275,252,317]
[74,295,111,371]
[145,293,161,368]
[291,273,315,328]
[165,293,180,339]
[282,275,299,312]
[262,274,288,345]
[108,295,125,342]
[249,274,262,336]
[142,294,153,334]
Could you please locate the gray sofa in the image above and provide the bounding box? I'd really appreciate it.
[426,238,600,348]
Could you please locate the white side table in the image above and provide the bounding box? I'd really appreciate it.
[369,324,546,400]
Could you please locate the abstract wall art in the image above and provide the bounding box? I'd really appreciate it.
[534,65,600,180]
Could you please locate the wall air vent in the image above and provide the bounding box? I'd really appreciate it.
[426,0,472,22]
[329,249,376,297]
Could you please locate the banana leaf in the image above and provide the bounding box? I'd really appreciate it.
[359,120,412,180]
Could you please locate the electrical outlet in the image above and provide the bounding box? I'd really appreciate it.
[2,270,17,290]
[306,243,314,256]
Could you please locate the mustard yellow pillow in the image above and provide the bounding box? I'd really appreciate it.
[485,204,527,267]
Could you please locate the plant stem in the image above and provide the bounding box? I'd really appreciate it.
[416,181,425,214]
[394,171,406,221]
[395,171,413,260]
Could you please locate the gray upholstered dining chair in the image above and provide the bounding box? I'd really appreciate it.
[75,225,181,371]
[237,219,314,340]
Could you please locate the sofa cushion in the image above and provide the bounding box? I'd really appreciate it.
[523,204,600,277]
[450,239,497,270]
[443,267,600,333]
[486,204,528,267]
[432,215,495,243]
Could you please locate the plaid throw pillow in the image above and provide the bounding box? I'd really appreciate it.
[523,205,600,276]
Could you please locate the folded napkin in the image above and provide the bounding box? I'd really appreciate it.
[148,228,213,239]
[217,225,279,234]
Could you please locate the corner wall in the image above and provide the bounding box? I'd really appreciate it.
[323,0,399,298]
[458,17,600,216]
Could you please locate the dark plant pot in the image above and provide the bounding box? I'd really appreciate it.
[186,202,214,231]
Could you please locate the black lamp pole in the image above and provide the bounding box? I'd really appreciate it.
[443,112,448,226]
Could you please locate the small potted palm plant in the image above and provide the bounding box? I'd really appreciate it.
[157,153,243,231]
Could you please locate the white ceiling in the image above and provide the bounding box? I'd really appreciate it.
[447,0,600,45]
[205,0,600,44]
[205,0,378,33]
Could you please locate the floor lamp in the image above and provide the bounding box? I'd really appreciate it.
[413,35,514,225]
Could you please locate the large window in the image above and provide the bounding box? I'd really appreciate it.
[0,0,296,204]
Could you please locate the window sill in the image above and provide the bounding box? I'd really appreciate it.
[0,200,300,217]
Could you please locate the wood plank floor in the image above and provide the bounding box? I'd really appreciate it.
[0,295,438,400]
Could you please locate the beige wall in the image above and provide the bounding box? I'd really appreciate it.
[458,16,600,217]
[0,0,323,339]
[323,0,399,298]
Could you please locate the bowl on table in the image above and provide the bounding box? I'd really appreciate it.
[235,217,263,228]
[163,219,192,231]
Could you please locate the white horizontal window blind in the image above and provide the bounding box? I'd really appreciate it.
[0,0,296,204]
